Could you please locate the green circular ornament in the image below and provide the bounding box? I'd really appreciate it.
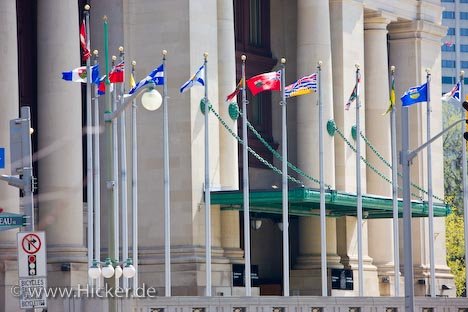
[200,98,210,114]
[228,103,239,120]
[351,125,357,141]
[326,120,336,136]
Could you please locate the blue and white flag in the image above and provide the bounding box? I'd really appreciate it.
[128,64,164,95]
[441,81,460,102]
[401,82,428,107]
[180,64,205,93]
[62,65,99,84]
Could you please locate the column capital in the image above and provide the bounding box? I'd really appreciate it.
[364,10,397,31]
[388,20,447,43]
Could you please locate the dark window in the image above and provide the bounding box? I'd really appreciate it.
[461,44,468,52]
[442,60,456,68]
[443,11,455,19]
[461,61,468,68]
[442,76,456,84]
[447,28,455,35]
[461,12,468,19]
[442,44,455,52]
[234,0,277,169]
[461,0,468,3]
[441,0,454,2]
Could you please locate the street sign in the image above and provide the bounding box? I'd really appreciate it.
[17,231,47,310]
[0,147,4,169]
[0,212,26,231]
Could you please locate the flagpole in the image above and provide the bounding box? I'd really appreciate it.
[131,60,139,294]
[84,5,94,285]
[118,47,129,290]
[203,52,212,297]
[162,50,172,297]
[425,68,436,298]
[280,57,290,297]
[111,55,120,274]
[317,61,327,297]
[241,55,252,296]
[93,49,102,290]
[461,70,468,297]
[390,65,400,296]
[354,64,364,297]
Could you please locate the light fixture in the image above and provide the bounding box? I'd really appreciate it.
[123,259,136,278]
[441,284,452,290]
[101,258,115,279]
[88,260,101,279]
[250,219,262,230]
[141,88,162,111]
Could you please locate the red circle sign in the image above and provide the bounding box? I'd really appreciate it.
[22,234,41,255]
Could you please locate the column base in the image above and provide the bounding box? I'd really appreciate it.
[413,265,455,297]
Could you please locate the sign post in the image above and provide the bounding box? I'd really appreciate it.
[17,231,47,310]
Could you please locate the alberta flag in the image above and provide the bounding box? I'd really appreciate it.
[128,64,164,95]
[62,65,99,83]
[180,64,205,93]
[401,83,428,107]
[441,81,460,102]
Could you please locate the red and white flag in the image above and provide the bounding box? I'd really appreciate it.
[109,61,125,83]
[80,20,91,61]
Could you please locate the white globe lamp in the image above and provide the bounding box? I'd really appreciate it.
[141,89,162,111]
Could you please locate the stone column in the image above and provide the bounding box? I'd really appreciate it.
[330,0,379,296]
[291,0,341,296]
[363,12,398,295]
[217,0,242,263]
[37,0,86,275]
[388,19,454,296]
[0,1,21,309]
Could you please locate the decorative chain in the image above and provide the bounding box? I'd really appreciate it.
[239,110,331,189]
[334,126,424,200]
[209,105,304,186]
[359,132,446,203]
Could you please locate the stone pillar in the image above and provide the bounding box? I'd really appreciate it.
[0,1,21,309]
[363,12,398,295]
[330,0,379,296]
[290,0,341,296]
[388,19,454,297]
[37,0,87,281]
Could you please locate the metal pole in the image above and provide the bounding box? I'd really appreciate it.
[162,50,172,297]
[84,7,94,282]
[241,55,252,296]
[131,60,139,294]
[93,50,101,289]
[280,58,289,296]
[111,56,120,272]
[401,105,415,312]
[461,71,468,297]
[317,61,327,297]
[118,47,129,290]
[203,52,212,297]
[425,69,436,298]
[355,65,364,297]
[390,66,400,296]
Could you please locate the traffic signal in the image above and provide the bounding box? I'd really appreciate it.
[28,255,37,276]
[464,100,468,140]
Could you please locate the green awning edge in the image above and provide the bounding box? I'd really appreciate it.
[211,187,450,219]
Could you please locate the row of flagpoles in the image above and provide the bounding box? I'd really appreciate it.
[66,4,466,299]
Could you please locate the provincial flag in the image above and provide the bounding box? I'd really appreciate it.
[80,19,91,61]
[109,61,125,83]
[62,65,99,83]
[401,83,428,107]
[226,79,243,102]
[345,77,360,110]
[130,72,136,89]
[285,73,317,98]
[384,75,396,115]
[180,64,205,93]
[441,81,460,102]
[98,75,106,95]
[246,71,281,96]
[129,64,164,95]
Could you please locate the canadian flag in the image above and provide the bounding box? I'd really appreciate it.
[80,19,91,61]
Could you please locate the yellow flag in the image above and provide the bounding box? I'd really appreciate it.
[383,76,395,115]
[130,72,136,89]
